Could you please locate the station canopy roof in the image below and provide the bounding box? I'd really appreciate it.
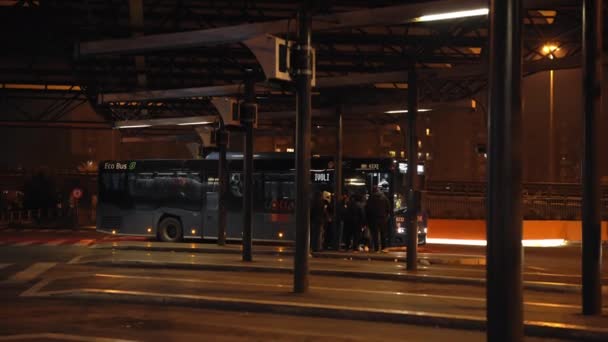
[0,0,602,135]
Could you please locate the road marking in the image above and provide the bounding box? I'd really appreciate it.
[0,333,138,342]
[4,229,15,232]
[20,278,52,297]
[0,263,11,270]
[67,256,83,264]
[23,229,33,232]
[93,273,585,310]
[40,229,51,232]
[75,239,95,246]
[13,241,36,247]
[57,229,69,233]
[45,240,66,246]
[9,262,57,282]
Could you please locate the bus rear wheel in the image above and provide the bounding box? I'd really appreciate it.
[158,217,182,242]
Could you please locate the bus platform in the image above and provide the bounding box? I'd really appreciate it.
[25,247,608,341]
[91,240,487,266]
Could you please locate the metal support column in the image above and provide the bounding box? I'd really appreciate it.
[487,0,523,341]
[217,127,228,246]
[406,70,418,271]
[241,77,256,262]
[293,6,313,293]
[581,0,603,316]
[333,104,343,250]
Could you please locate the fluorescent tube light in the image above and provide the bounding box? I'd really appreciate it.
[415,8,489,22]
[177,121,211,126]
[115,124,152,129]
[384,109,432,114]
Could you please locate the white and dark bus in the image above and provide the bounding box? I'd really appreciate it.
[96,154,427,245]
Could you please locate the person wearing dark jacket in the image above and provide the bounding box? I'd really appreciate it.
[338,193,350,250]
[310,191,327,252]
[366,187,391,252]
[347,193,367,251]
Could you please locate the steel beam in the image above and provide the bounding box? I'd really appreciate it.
[78,0,574,57]
[293,6,312,294]
[128,0,147,88]
[241,76,256,262]
[581,0,603,316]
[0,120,110,129]
[113,115,216,128]
[406,70,418,271]
[99,85,242,103]
[78,0,484,56]
[486,0,524,341]
[95,56,594,105]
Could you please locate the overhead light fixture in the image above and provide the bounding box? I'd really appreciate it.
[415,8,489,22]
[384,109,432,114]
[177,121,211,126]
[115,124,152,129]
[541,43,560,59]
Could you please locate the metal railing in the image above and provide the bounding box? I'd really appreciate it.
[423,193,608,220]
[0,208,95,226]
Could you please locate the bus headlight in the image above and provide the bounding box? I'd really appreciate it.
[397,227,405,234]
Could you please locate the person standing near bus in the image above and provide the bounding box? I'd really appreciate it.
[366,186,391,252]
[348,193,367,251]
[310,191,328,252]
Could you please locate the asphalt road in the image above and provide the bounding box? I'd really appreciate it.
[0,226,606,341]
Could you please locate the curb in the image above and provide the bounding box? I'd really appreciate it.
[92,244,486,266]
[48,289,608,341]
[85,260,579,293]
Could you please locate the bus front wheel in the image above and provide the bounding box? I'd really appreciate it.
[158,217,182,242]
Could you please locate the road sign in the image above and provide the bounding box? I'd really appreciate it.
[72,188,83,199]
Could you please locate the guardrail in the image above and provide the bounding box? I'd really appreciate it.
[426,181,608,198]
[423,193,608,220]
[0,208,95,227]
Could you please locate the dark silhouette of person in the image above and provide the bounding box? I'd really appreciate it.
[366,187,391,252]
[310,191,328,252]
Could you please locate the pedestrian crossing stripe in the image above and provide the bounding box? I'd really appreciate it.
[75,239,95,246]
[45,240,66,246]
[9,262,57,282]
[13,241,36,247]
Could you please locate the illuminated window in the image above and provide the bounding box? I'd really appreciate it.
[286,148,294,152]
[426,152,432,160]
[275,148,281,152]
[417,152,423,158]
[388,151,396,157]
[425,128,431,136]
[417,140,422,149]
[400,151,405,158]
[471,99,477,109]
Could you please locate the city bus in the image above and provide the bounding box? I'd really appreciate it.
[96,154,426,245]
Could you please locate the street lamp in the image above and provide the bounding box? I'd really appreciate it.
[540,43,561,182]
[541,43,560,60]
